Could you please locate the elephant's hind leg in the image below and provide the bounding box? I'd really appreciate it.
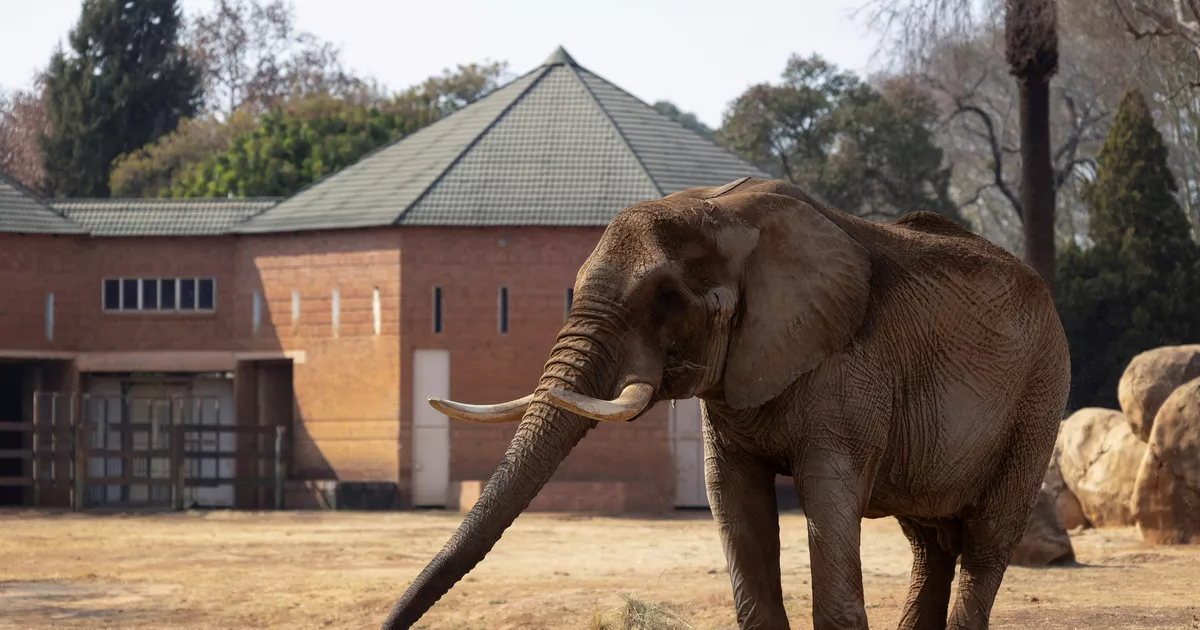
[896,517,960,630]
[946,412,1061,628]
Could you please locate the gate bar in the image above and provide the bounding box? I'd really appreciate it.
[274,426,285,509]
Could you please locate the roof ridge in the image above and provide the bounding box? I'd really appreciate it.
[53,197,283,205]
[565,63,664,198]
[0,170,71,218]
[229,65,546,232]
[571,66,764,177]
[0,169,89,233]
[393,63,556,225]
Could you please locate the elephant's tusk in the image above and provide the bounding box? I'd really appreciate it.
[543,383,655,423]
[428,394,534,423]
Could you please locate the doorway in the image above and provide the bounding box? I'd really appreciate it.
[0,363,28,506]
[411,349,450,507]
[669,397,709,508]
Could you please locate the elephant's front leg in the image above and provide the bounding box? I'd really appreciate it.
[705,443,789,630]
[795,455,872,630]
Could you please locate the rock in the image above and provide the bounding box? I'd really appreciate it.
[1011,485,1076,566]
[1057,408,1147,527]
[1131,377,1200,544]
[1118,344,1200,441]
[1042,438,1091,530]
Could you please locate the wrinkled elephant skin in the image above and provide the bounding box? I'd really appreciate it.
[380,177,1072,630]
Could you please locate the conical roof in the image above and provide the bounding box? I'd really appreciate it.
[0,171,86,234]
[234,47,767,233]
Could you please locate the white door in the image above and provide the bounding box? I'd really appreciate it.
[412,349,451,507]
[669,397,709,507]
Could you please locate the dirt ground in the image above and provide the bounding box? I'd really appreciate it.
[1,509,1199,629]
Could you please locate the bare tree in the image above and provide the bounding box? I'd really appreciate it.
[861,0,1063,290]
[0,78,48,191]
[188,0,378,117]
[867,0,1200,248]
[1111,0,1200,69]
[909,1,1155,253]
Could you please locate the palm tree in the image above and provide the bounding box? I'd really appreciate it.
[1006,0,1059,290]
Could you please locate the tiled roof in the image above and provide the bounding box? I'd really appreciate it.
[234,46,769,233]
[52,198,280,236]
[0,171,87,234]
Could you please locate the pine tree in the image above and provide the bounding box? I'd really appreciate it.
[1056,88,1200,411]
[39,0,201,198]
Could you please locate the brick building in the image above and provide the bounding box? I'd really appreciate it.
[0,47,767,513]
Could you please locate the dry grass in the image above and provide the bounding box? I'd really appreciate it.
[1,509,1199,629]
[589,594,700,630]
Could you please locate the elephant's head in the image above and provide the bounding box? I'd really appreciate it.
[381,179,872,629]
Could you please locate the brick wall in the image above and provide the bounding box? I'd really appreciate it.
[234,229,401,483]
[75,236,240,351]
[0,233,82,352]
[398,226,675,512]
[0,234,241,353]
[1,224,680,513]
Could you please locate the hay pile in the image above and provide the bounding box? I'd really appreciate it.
[589,594,698,630]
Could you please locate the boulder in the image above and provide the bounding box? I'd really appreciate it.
[1131,377,1200,544]
[1118,344,1200,441]
[1011,484,1076,566]
[1057,408,1147,527]
[1042,438,1090,530]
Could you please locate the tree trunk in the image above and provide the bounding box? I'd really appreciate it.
[1005,0,1059,291]
[1019,71,1057,291]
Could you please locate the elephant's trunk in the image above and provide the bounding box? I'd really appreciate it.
[380,327,619,629]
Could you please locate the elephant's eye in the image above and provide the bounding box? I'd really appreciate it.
[655,282,686,313]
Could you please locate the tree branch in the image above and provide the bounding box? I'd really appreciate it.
[947,102,1024,219]
[1121,0,1200,62]
[956,182,996,209]
[1055,158,1096,189]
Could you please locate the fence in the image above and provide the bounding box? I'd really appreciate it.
[28,392,286,511]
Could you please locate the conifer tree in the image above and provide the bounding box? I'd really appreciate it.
[39,0,201,197]
[1056,88,1200,410]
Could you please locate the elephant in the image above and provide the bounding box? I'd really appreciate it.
[380,177,1072,630]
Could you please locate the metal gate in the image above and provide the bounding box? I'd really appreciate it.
[29,392,286,510]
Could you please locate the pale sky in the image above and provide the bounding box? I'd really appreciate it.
[0,0,890,128]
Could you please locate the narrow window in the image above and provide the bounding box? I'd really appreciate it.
[179,278,196,310]
[103,279,120,310]
[432,286,443,334]
[252,291,262,338]
[45,293,54,341]
[121,278,138,310]
[291,290,300,327]
[142,278,159,310]
[372,287,381,336]
[565,287,574,321]
[498,286,509,334]
[331,288,340,337]
[160,278,176,310]
[198,278,215,310]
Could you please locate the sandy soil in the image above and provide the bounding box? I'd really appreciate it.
[1,509,1199,629]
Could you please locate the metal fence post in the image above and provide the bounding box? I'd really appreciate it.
[49,395,57,491]
[72,394,85,511]
[31,393,40,508]
[274,426,285,510]
[171,402,185,511]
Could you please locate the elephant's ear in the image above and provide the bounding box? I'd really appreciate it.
[715,192,872,410]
